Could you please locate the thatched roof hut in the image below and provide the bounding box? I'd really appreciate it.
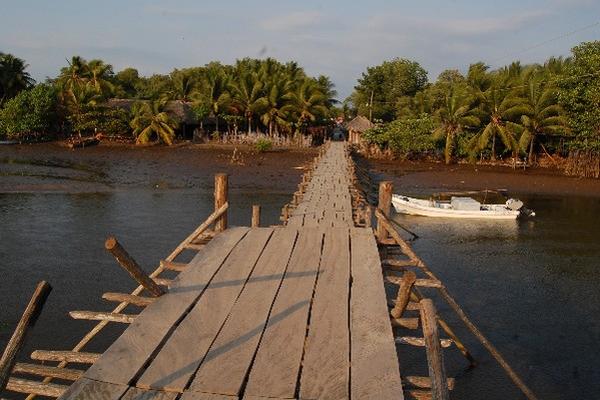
[346,115,373,144]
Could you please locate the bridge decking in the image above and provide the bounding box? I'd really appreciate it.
[59,142,403,400]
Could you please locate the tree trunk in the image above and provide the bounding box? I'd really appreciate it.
[248,116,252,134]
[445,132,453,165]
[215,116,219,135]
[491,132,496,161]
[528,135,535,165]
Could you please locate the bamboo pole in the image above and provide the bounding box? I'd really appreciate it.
[0,281,51,393]
[252,205,261,228]
[105,237,165,297]
[377,208,538,400]
[214,173,228,232]
[420,299,450,400]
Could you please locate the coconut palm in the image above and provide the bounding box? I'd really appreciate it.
[203,65,231,133]
[168,69,198,102]
[517,76,569,163]
[433,88,480,164]
[0,53,35,105]
[256,75,290,136]
[282,81,328,134]
[470,74,527,160]
[130,100,179,145]
[230,71,263,134]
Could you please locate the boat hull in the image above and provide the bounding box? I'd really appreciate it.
[392,195,520,220]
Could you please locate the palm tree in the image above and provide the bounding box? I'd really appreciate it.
[230,71,263,134]
[256,75,290,136]
[130,100,179,145]
[203,66,231,134]
[0,53,35,105]
[282,81,328,135]
[87,59,115,98]
[433,88,480,164]
[470,75,527,160]
[168,69,198,102]
[517,75,569,163]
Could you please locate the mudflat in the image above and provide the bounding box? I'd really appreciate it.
[368,158,600,197]
[0,142,317,193]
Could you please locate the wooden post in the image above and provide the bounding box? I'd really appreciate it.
[105,237,165,297]
[377,181,393,241]
[419,299,450,400]
[252,205,261,228]
[391,271,416,319]
[214,173,228,232]
[0,281,52,393]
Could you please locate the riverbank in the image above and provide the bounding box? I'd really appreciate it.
[366,158,600,197]
[0,142,317,193]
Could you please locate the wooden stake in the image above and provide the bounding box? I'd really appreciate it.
[30,350,100,364]
[376,181,393,241]
[252,205,261,227]
[12,363,83,381]
[102,292,155,307]
[390,271,416,319]
[105,237,165,297]
[420,299,450,400]
[6,378,67,398]
[69,311,136,324]
[0,281,51,393]
[214,173,228,232]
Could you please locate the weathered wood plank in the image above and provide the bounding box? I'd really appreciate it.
[187,228,298,396]
[82,227,250,385]
[350,227,404,400]
[137,228,273,391]
[244,228,323,399]
[298,228,350,399]
[58,378,127,400]
[121,387,178,400]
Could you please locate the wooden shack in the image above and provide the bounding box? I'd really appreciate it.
[346,115,373,145]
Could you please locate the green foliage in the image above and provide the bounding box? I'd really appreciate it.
[0,84,58,141]
[558,41,600,151]
[255,138,273,152]
[353,58,428,121]
[69,106,130,137]
[0,53,35,106]
[363,115,435,157]
[130,100,179,145]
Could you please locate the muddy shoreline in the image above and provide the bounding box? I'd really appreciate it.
[0,143,317,194]
[2,143,600,198]
[365,158,600,198]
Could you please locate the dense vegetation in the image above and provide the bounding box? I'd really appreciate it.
[353,41,600,176]
[0,55,337,145]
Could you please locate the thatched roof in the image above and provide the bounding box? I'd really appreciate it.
[345,115,373,132]
[106,99,198,124]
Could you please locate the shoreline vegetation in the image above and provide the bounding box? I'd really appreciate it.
[1,40,600,179]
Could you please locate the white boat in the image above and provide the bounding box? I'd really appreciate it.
[392,194,534,220]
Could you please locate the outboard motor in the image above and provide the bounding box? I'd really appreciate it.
[505,198,524,211]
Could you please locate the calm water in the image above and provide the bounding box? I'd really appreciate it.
[1,189,599,399]
[393,194,600,400]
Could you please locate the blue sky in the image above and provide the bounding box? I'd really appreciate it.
[1,0,599,99]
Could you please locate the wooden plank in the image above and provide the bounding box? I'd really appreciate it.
[180,393,237,400]
[244,228,323,399]
[187,228,298,395]
[137,228,273,391]
[298,228,350,399]
[83,227,250,385]
[121,387,178,400]
[350,227,404,399]
[58,378,127,400]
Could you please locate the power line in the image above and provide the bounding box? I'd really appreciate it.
[490,20,600,64]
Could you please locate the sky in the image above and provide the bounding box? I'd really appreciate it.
[1,0,599,99]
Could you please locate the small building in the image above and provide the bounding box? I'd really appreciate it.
[345,115,373,145]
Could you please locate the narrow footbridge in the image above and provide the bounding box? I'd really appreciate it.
[1,142,538,400]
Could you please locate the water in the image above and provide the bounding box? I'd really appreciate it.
[1,189,599,399]
[392,194,600,399]
[0,189,289,380]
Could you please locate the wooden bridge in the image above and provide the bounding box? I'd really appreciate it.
[1,142,538,400]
